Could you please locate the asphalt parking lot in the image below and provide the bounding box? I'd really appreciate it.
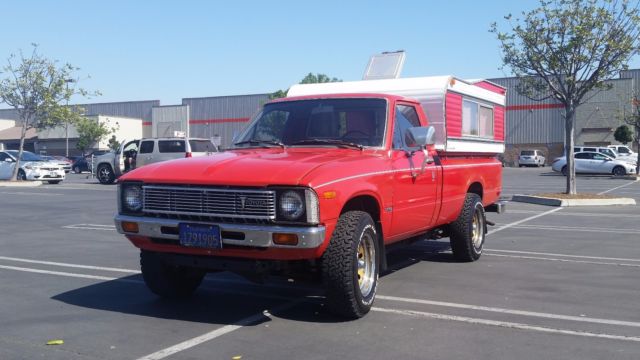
[1,167,639,360]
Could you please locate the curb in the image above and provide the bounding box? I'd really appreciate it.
[512,194,636,207]
[0,181,43,187]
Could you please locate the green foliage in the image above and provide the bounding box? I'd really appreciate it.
[107,135,121,151]
[614,125,634,144]
[491,0,640,193]
[75,118,115,155]
[270,73,342,99]
[0,44,99,180]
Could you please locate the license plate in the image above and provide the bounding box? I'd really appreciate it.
[179,223,222,249]
[50,172,57,177]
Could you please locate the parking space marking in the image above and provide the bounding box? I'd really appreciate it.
[512,224,640,234]
[488,207,562,235]
[0,256,138,273]
[0,191,63,196]
[485,253,640,267]
[598,180,639,194]
[0,264,139,283]
[136,301,301,360]
[372,307,640,343]
[485,249,640,262]
[506,210,640,218]
[62,224,116,231]
[377,295,640,328]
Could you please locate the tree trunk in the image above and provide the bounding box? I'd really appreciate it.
[10,125,28,181]
[636,126,640,175]
[564,106,577,194]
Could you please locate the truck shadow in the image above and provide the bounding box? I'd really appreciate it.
[51,240,457,325]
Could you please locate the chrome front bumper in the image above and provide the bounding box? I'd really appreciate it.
[114,214,326,249]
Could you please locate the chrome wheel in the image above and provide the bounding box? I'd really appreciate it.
[471,206,484,250]
[356,231,376,298]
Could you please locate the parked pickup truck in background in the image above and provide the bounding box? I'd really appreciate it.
[114,75,506,318]
[94,137,218,184]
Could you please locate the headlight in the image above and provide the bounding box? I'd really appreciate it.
[279,190,304,220]
[276,188,319,224]
[24,165,39,170]
[120,183,143,213]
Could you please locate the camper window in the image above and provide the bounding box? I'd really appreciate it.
[463,99,494,138]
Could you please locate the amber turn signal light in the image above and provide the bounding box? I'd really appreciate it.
[272,233,298,246]
[121,221,139,233]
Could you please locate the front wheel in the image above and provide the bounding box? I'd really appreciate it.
[612,166,626,176]
[449,193,485,262]
[321,211,379,319]
[73,166,81,174]
[97,164,115,184]
[140,250,205,299]
[561,166,568,176]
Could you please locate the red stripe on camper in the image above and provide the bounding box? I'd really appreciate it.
[189,118,250,124]
[506,103,563,111]
[445,92,462,137]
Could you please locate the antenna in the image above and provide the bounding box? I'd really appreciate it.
[362,51,406,80]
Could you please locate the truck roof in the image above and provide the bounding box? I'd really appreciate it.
[272,92,411,103]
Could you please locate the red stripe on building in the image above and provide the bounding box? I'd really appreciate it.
[506,103,564,111]
[189,117,250,124]
[142,121,152,126]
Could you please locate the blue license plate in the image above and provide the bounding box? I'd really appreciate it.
[179,223,222,249]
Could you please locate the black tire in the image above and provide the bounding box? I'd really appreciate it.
[140,250,205,299]
[97,164,115,184]
[73,166,81,174]
[48,180,61,184]
[321,211,379,319]
[561,166,567,176]
[17,169,26,181]
[449,193,485,262]
[612,166,626,176]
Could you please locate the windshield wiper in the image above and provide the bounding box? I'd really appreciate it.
[292,139,364,150]
[233,139,286,148]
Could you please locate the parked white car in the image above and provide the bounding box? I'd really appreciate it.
[0,150,65,183]
[518,149,546,167]
[607,145,638,165]
[551,151,636,176]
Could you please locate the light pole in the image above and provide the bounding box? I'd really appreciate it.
[64,79,76,157]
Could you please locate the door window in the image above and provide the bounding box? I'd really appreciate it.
[393,105,421,150]
[139,141,154,154]
[575,153,592,159]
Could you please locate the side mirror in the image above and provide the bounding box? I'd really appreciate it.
[406,126,436,148]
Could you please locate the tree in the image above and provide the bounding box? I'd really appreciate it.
[270,73,341,99]
[491,0,640,194]
[0,44,97,181]
[614,124,634,144]
[107,135,121,152]
[75,118,116,155]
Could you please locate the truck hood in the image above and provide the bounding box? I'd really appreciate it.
[120,148,379,186]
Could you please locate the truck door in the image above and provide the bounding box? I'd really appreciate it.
[137,140,155,167]
[390,104,439,238]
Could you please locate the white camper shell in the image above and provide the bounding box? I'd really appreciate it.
[287,76,506,154]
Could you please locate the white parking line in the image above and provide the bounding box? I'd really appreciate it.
[0,264,139,283]
[485,253,640,267]
[486,249,640,262]
[0,256,138,273]
[136,301,300,360]
[377,295,640,328]
[0,191,63,196]
[506,210,640,218]
[488,207,562,235]
[372,307,640,343]
[512,224,640,234]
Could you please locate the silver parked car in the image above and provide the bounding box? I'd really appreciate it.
[518,149,545,167]
[93,137,219,184]
[551,151,636,176]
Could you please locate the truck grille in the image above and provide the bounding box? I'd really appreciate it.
[142,185,276,220]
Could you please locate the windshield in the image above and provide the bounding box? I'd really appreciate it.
[520,150,535,156]
[6,150,44,162]
[189,139,218,152]
[235,98,387,148]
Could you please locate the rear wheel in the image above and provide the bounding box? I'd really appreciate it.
[17,169,26,181]
[612,166,626,176]
[73,166,81,174]
[97,164,115,184]
[140,250,205,299]
[321,211,379,319]
[561,166,568,176]
[449,193,485,262]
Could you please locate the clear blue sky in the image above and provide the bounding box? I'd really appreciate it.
[2,0,639,107]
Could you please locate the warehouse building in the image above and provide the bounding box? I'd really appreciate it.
[0,70,638,160]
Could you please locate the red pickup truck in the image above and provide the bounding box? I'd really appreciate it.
[114,76,506,318]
